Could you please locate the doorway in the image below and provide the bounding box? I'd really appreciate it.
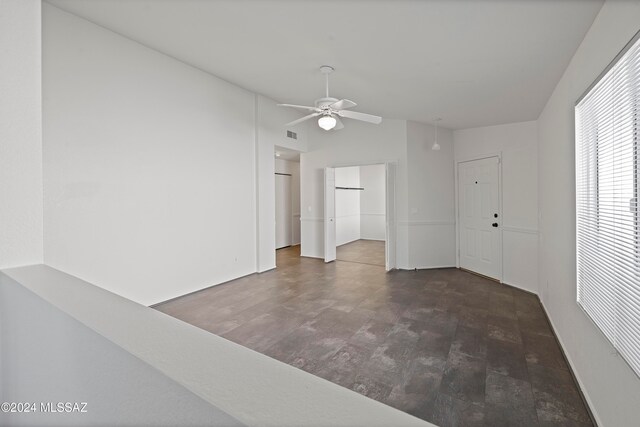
[275,172,292,249]
[274,150,301,254]
[324,163,397,270]
[457,156,502,280]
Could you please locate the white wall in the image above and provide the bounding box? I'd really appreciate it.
[359,164,386,241]
[300,119,408,262]
[537,1,640,425]
[454,121,538,293]
[335,166,361,246]
[0,0,43,269]
[43,5,257,306]
[290,162,301,245]
[406,121,456,269]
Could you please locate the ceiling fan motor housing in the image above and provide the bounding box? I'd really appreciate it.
[315,97,339,110]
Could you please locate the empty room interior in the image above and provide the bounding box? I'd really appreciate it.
[2,0,640,426]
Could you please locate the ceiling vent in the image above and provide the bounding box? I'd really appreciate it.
[286,130,297,140]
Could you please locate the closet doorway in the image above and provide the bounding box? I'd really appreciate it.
[274,149,301,253]
[324,163,395,269]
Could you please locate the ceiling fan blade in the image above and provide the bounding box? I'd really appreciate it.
[337,110,382,124]
[285,112,321,127]
[277,103,321,113]
[328,99,357,110]
[333,117,344,130]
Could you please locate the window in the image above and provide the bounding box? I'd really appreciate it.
[576,30,640,377]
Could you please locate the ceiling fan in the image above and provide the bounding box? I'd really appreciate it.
[278,66,382,131]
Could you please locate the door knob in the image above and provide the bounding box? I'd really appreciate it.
[492,223,498,227]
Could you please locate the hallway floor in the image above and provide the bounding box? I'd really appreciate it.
[337,239,385,266]
[155,247,592,427]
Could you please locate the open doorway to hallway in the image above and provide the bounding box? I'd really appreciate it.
[334,164,386,267]
[274,147,301,264]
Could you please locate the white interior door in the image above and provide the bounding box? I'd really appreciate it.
[275,173,292,249]
[458,156,501,280]
[324,167,336,262]
[385,162,397,271]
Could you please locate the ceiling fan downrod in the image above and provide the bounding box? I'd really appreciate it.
[320,65,334,99]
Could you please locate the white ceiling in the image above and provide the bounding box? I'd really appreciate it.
[46,0,603,130]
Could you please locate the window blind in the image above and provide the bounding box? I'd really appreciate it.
[576,30,640,378]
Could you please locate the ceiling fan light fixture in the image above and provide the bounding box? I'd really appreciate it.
[318,115,337,131]
[278,66,382,130]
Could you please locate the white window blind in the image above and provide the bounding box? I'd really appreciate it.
[576,30,640,378]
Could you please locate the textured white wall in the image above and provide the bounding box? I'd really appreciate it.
[0,0,43,269]
[537,1,640,425]
[43,5,257,305]
[454,121,538,293]
[359,164,386,241]
[406,121,456,269]
[335,166,361,246]
[290,162,301,245]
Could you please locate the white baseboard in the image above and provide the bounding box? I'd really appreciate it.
[539,301,601,427]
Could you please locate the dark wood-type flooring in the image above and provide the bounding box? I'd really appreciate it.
[155,246,592,427]
[337,239,386,266]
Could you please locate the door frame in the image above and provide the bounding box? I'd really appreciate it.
[275,172,293,249]
[324,167,336,262]
[385,162,397,271]
[323,161,397,269]
[454,152,503,282]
